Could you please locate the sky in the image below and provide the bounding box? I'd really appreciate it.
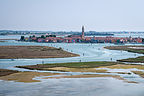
[0,0,144,32]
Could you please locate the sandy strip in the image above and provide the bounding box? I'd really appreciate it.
[44,74,137,83]
[45,67,108,73]
[98,64,144,70]
[0,72,60,83]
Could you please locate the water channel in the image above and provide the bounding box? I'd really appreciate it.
[0,35,144,96]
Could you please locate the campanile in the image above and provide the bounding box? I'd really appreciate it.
[82,26,85,39]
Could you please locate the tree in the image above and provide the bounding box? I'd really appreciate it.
[116,39,121,43]
[32,35,35,37]
[41,35,45,38]
[46,35,49,37]
[20,36,25,41]
[49,35,56,37]
[68,35,72,37]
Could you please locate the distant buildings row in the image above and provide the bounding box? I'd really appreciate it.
[20,35,144,44]
[20,26,144,44]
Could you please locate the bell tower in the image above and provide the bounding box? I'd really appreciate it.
[82,26,85,39]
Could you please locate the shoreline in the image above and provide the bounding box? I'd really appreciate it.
[1,61,144,83]
[104,45,144,63]
[16,61,120,71]
[0,46,80,59]
[0,69,61,83]
[1,45,144,83]
[14,61,144,83]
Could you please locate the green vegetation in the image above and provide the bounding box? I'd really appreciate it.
[41,35,45,38]
[105,46,144,63]
[46,35,56,37]
[105,46,144,54]
[118,56,144,63]
[20,36,25,41]
[41,61,119,68]
[16,61,121,71]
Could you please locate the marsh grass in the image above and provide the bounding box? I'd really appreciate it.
[16,61,120,71]
[105,46,144,63]
[104,46,144,54]
[117,56,144,63]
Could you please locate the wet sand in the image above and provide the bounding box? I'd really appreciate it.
[132,71,144,78]
[98,64,144,70]
[44,67,108,72]
[0,71,60,83]
[45,74,123,79]
[15,62,144,83]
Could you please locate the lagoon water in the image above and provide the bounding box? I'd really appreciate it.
[0,34,144,96]
[0,40,143,69]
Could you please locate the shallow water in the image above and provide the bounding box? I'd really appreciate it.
[0,35,144,96]
[0,78,144,96]
[0,40,143,69]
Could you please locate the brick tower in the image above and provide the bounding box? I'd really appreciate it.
[82,26,85,39]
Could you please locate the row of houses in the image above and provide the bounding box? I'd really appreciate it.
[21,35,144,44]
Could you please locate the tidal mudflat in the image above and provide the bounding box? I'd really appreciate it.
[105,45,144,63]
[0,46,79,59]
[12,44,144,84]
[0,39,144,96]
[14,61,144,84]
[0,69,61,83]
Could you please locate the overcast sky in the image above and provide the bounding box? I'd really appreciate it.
[0,0,144,31]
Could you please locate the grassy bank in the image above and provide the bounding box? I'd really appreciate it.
[105,46,144,63]
[4,61,144,83]
[105,46,144,54]
[117,56,144,63]
[16,61,121,72]
[15,62,141,83]
[0,46,79,59]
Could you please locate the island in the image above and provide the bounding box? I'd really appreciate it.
[1,45,144,83]
[104,45,144,63]
[0,46,79,59]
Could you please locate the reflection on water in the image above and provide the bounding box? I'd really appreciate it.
[0,36,144,96]
[0,78,144,96]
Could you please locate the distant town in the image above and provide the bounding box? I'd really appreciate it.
[19,26,144,44]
